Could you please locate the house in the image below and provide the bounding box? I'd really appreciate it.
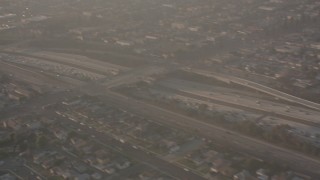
[220,166,238,177]
[291,177,304,180]
[41,157,56,169]
[145,35,158,40]
[72,161,88,173]
[103,165,116,174]
[0,173,16,180]
[26,121,42,130]
[234,170,256,180]
[3,119,21,130]
[160,139,180,153]
[256,168,269,180]
[84,156,96,165]
[74,173,91,180]
[256,169,269,180]
[92,164,115,174]
[290,172,311,180]
[169,144,180,154]
[210,158,231,173]
[116,40,131,46]
[203,150,219,160]
[293,79,313,88]
[8,91,24,101]
[81,145,94,155]
[53,129,68,141]
[14,88,32,98]
[310,43,320,50]
[91,172,103,180]
[70,138,88,149]
[50,166,63,175]
[115,158,131,170]
[191,155,205,166]
[138,171,156,180]
[59,169,77,179]
[0,132,9,142]
[33,151,57,164]
[95,150,111,164]
[0,96,6,108]
[271,171,310,180]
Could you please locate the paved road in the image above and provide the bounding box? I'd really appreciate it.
[0,90,77,120]
[156,84,320,128]
[188,69,320,111]
[0,50,127,76]
[0,61,72,88]
[51,112,204,180]
[89,89,320,178]
[2,57,320,178]
[102,65,166,88]
[0,157,39,180]
[0,63,204,180]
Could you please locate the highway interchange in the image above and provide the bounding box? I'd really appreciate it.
[1,50,320,178]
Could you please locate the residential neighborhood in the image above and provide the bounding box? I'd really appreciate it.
[0,0,319,179]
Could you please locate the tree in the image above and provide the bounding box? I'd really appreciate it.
[36,135,48,148]
[10,133,16,143]
[198,103,209,113]
[0,74,10,83]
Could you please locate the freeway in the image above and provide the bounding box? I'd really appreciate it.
[78,65,167,95]
[0,50,114,77]
[0,60,204,180]
[88,89,320,178]
[0,61,72,88]
[156,80,320,128]
[2,56,320,178]
[102,65,166,88]
[187,69,320,111]
[173,86,320,127]
[0,51,167,92]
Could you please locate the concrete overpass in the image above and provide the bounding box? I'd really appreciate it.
[187,69,320,111]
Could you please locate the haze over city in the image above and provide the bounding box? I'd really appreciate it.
[0,0,320,179]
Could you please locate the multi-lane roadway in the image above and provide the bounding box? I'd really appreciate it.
[158,78,320,127]
[187,68,320,111]
[1,52,320,178]
[85,89,320,178]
